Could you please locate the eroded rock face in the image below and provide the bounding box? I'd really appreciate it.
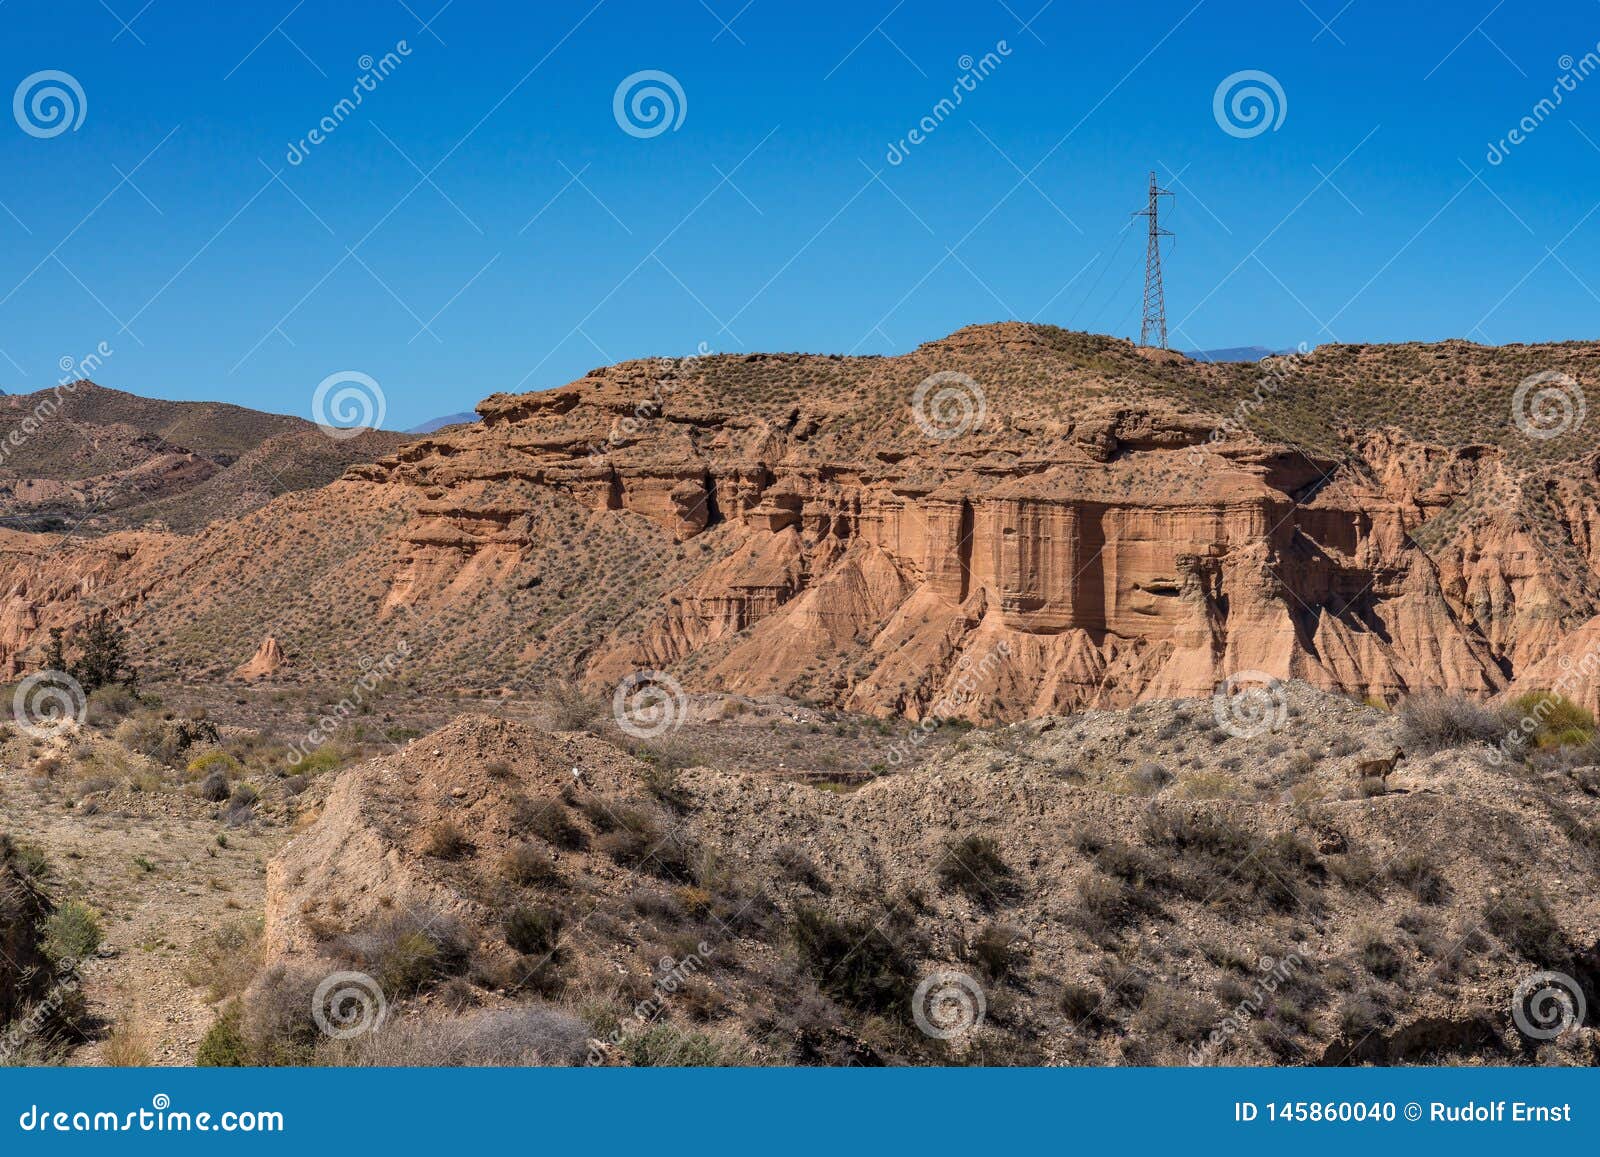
[3,324,1600,722]
[233,635,284,680]
[325,331,1547,719]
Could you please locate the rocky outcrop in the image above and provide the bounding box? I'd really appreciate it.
[233,635,284,679]
[1,325,1599,722]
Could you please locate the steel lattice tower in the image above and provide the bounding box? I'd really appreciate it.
[1134,171,1173,348]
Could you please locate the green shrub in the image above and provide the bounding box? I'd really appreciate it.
[185,750,241,779]
[1508,691,1597,749]
[289,748,347,777]
[196,1006,249,1066]
[41,901,102,963]
[618,1023,738,1066]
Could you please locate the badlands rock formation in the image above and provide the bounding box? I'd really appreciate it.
[4,324,1600,722]
[233,636,285,680]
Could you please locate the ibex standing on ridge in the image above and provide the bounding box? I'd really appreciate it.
[1351,745,1404,787]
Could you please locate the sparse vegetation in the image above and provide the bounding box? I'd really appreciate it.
[790,903,916,1017]
[936,834,1017,906]
[41,901,103,963]
[1397,693,1507,754]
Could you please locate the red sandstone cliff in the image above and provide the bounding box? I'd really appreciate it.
[4,324,1600,721]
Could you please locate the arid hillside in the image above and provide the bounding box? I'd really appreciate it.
[0,380,405,535]
[3,325,1600,721]
[4,680,1597,1067]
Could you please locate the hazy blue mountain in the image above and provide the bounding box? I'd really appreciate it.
[407,412,480,434]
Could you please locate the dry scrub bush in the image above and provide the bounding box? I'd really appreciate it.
[1396,693,1507,754]
[319,1006,592,1066]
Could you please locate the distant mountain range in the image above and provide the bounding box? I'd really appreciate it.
[408,412,480,434]
[1185,346,1287,363]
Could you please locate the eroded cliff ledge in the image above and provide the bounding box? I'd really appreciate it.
[5,323,1600,722]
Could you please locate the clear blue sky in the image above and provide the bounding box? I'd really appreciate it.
[1,0,1597,428]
